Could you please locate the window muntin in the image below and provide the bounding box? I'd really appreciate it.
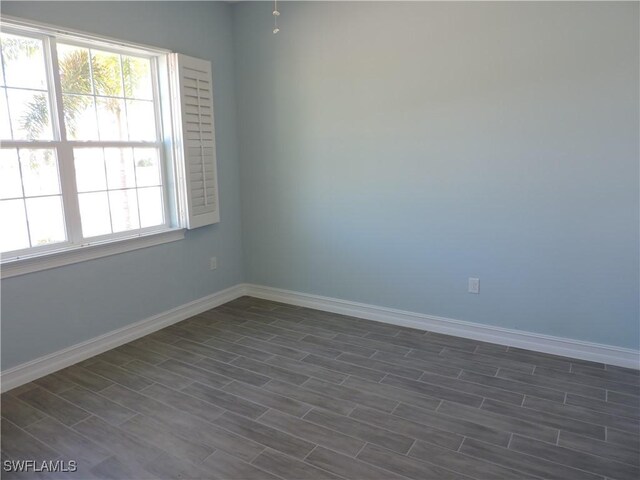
[0,27,169,259]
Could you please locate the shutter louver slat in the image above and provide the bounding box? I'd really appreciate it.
[169,53,220,229]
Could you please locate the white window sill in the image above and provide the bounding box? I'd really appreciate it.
[0,229,186,279]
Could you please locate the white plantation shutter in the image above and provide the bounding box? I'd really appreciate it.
[169,53,220,229]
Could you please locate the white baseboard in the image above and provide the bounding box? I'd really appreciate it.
[245,284,640,370]
[0,284,247,392]
[3,282,637,392]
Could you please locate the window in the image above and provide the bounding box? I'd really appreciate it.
[1,19,219,276]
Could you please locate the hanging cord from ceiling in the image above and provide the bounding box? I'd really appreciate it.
[273,0,280,34]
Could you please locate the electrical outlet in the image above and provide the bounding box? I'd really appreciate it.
[209,257,217,270]
[468,277,480,294]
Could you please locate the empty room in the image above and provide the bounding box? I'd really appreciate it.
[1,1,638,479]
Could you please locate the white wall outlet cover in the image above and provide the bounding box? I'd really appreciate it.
[210,257,217,270]
[468,277,480,294]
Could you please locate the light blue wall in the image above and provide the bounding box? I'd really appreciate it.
[234,2,639,349]
[0,2,244,368]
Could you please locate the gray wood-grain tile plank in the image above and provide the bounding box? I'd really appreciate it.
[252,448,343,480]
[231,355,310,385]
[115,342,170,365]
[2,418,60,461]
[56,365,115,392]
[236,336,308,360]
[72,416,163,464]
[460,437,604,480]
[565,393,640,420]
[371,350,466,377]
[391,402,510,447]
[182,381,268,419]
[262,379,357,416]
[357,443,472,480]
[341,376,441,412]
[196,357,271,386]
[336,352,423,379]
[203,337,274,361]
[334,333,413,356]
[56,387,137,426]
[201,449,281,480]
[497,367,608,400]
[119,359,194,390]
[434,348,535,374]
[605,427,640,451]
[305,445,407,480]
[259,408,365,456]
[409,440,539,480]
[82,360,154,391]
[118,414,214,464]
[1,393,47,427]
[139,383,225,423]
[265,354,348,384]
[132,338,205,365]
[510,434,639,480]
[214,411,316,459]
[437,399,559,443]
[25,417,112,467]
[89,455,158,480]
[481,398,606,440]
[172,338,239,363]
[223,380,312,417]
[607,390,640,407]
[157,358,232,389]
[350,405,464,450]
[301,354,386,382]
[269,334,342,357]
[303,377,399,412]
[303,408,415,454]
[558,430,639,467]
[381,373,484,407]
[142,453,213,480]
[103,383,265,462]
[523,395,640,433]
[18,387,91,426]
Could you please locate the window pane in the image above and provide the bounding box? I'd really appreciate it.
[6,89,53,140]
[126,100,156,141]
[96,97,126,140]
[109,189,139,233]
[25,196,66,246]
[57,44,92,94]
[1,33,47,90]
[78,192,111,237]
[74,148,106,192]
[105,148,135,189]
[123,56,152,100]
[19,149,60,197]
[0,149,21,199]
[0,88,11,139]
[0,199,29,252]
[134,148,161,187]
[63,94,98,140]
[138,186,163,228]
[92,49,123,97]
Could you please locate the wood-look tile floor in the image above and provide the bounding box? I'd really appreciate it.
[2,296,639,479]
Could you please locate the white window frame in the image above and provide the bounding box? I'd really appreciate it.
[0,17,186,279]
